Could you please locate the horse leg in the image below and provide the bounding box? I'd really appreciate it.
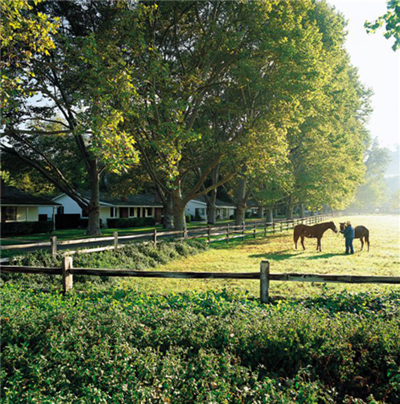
[360,238,364,251]
[317,238,321,252]
[301,236,305,250]
[366,235,370,251]
[294,233,298,249]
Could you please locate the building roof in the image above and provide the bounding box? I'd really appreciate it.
[98,193,163,207]
[0,185,61,206]
[247,199,262,208]
[54,192,163,208]
[193,196,236,208]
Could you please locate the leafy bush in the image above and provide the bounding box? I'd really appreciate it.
[2,240,209,289]
[1,288,399,403]
[185,214,192,223]
[107,217,156,228]
[1,221,53,236]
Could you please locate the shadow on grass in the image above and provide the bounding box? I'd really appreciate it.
[250,250,341,261]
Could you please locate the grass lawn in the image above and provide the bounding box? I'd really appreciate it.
[118,214,400,299]
[0,217,268,245]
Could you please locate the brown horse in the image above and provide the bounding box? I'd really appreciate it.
[294,221,338,252]
[339,222,370,251]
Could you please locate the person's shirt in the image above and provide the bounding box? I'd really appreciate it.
[343,225,354,239]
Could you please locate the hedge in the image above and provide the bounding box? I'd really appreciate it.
[107,217,156,228]
[1,221,53,236]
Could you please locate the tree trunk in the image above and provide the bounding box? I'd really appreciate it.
[266,208,273,223]
[234,177,249,226]
[299,203,305,218]
[257,207,264,218]
[172,188,186,230]
[235,203,246,226]
[163,193,174,229]
[286,196,294,220]
[207,188,217,224]
[86,163,101,235]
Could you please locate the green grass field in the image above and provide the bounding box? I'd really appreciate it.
[2,215,399,403]
[0,217,267,245]
[119,215,400,298]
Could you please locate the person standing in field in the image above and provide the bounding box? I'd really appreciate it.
[341,221,354,254]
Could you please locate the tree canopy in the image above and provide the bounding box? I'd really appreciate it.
[1,0,372,231]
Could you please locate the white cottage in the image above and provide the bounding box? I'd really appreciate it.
[185,197,236,221]
[39,192,163,226]
[0,183,60,226]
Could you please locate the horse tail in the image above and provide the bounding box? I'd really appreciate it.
[365,229,370,251]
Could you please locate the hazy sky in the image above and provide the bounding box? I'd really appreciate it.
[328,0,400,151]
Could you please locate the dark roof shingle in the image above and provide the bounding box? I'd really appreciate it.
[1,186,60,206]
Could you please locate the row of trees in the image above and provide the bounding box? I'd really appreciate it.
[1,0,372,234]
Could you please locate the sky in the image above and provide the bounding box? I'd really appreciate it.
[328,0,400,151]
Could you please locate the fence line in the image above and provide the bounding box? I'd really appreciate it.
[1,214,338,259]
[1,258,398,301]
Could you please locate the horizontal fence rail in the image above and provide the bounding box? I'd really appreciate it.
[1,214,338,260]
[1,258,398,302]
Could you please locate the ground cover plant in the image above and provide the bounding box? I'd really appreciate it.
[1,287,399,403]
[0,239,208,290]
[1,215,399,402]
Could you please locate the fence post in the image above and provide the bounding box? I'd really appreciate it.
[280,222,283,232]
[207,225,211,245]
[264,221,267,237]
[260,260,270,303]
[273,222,275,234]
[287,220,289,231]
[51,236,57,257]
[242,222,245,241]
[62,256,73,294]
[153,229,158,245]
[226,224,229,244]
[113,231,118,252]
[253,222,257,238]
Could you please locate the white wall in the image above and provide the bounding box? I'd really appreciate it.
[185,200,207,219]
[38,206,53,218]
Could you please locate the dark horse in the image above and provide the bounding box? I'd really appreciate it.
[339,222,370,251]
[294,221,338,252]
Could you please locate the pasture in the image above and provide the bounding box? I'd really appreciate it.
[2,215,399,403]
[119,215,400,298]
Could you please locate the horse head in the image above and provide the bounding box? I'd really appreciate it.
[339,222,346,232]
[329,221,338,233]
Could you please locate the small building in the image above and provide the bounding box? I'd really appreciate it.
[39,192,164,226]
[185,197,236,221]
[0,183,60,226]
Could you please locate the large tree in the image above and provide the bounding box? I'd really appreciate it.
[283,1,371,216]
[350,139,391,211]
[1,1,141,235]
[106,0,349,229]
[365,0,400,51]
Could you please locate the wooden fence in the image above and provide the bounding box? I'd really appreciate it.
[1,258,398,302]
[1,214,335,260]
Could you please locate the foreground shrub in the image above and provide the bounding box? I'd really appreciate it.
[1,240,209,289]
[1,288,399,403]
[1,221,53,236]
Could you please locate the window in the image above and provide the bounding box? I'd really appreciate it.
[146,207,153,217]
[4,207,17,221]
[57,206,64,214]
[129,207,134,217]
[110,207,114,218]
